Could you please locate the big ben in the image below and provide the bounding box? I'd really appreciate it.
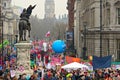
[44,0,55,19]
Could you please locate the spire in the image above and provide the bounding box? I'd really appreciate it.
[44,0,55,19]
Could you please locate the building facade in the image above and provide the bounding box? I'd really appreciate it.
[0,0,2,42]
[74,0,81,57]
[74,0,120,61]
[44,0,55,19]
[0,0,15,43]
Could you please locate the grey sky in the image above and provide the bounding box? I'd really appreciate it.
[12,0,68,19]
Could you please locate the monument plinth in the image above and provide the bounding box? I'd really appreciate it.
[15,41,33,76]
[16,4,36,77]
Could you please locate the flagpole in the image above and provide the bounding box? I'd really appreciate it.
[1,14,4,67]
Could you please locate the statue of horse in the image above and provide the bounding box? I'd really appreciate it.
[19,19,31,41]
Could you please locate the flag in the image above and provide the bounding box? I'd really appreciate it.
[50,56,61,66]
[92,55,112,70]
[45,31,50,37]
[3,40,9,46]
[0,40,9,48]
[65,56,80,64]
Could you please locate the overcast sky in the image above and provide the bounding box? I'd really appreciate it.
[12,0,68,19]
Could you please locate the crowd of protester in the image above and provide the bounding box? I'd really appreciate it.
[0,66,120,80]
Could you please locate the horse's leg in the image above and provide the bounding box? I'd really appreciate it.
[28,30,30,37]
[19,31,23,41]
[23,30,25,41]
[19,34,22,41]
[22,31,23,41]
[21,30,23,41]
[24,30,26,41]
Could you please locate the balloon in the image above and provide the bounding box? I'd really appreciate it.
[88,56,93,61]
[52,40,66,53]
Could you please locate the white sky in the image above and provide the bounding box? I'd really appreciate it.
[11,0,68,19]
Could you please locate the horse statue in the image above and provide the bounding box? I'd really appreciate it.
[18,5,36,41]
[19,19,31,41]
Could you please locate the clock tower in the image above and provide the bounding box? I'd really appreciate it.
[44,0,55,19]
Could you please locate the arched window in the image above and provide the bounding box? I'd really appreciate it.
[103,2,111,26]
[114,1,120,24]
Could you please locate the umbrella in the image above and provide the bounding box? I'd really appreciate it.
[61,62,89,70]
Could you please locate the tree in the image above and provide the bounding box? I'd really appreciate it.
[52,22,67,40]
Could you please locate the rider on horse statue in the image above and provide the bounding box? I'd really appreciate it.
[20,5,36,25]
[20,8,29,24]
[20,5,36,26]
[19,5,36,41]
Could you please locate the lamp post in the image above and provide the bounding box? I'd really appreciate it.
[83,22,87,60]
[0,13,4,67]
[100,0,103,57]
[1,16,4,67]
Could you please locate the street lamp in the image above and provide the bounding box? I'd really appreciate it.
[0,13,5,67]
[83,22,87,60]
[100,0,103,57]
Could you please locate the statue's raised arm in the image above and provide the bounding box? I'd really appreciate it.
[26,5,36,19]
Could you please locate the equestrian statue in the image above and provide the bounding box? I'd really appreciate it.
[19,5,36,41]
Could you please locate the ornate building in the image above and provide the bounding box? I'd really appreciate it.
[74,0,120,61]
[0,0,15,46]
[0,0,2,43]
[44,0,55,19]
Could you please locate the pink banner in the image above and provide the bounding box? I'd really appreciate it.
[51,57,61,66]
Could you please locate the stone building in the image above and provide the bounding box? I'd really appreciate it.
[44,0,55,19]
[74,0,120,61]
[0,0,2,42]
[0,0,15,43]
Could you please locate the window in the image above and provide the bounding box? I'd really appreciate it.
[106,8,110,25]
[91,8,95,28]
[3,2,6,8]
[117,8,120,24]
[117,40,120,61]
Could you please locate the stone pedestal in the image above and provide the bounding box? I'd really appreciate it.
[15,41,33,77]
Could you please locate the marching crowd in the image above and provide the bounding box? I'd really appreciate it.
[0,67,120,80]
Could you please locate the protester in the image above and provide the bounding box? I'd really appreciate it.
[0,70,4,80]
